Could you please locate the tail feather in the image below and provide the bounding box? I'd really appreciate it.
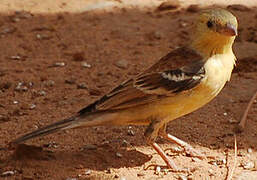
[11,115,79,144]
[11,112,118,144]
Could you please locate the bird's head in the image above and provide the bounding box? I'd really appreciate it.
[191,8,238,58]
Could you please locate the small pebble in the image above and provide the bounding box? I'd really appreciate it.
[247,148,253,153]
[155,166,161,175]
[84,170,91,175]
[44,80,55,87]
[122,139,130,147]
[13,100,19,104]
[38,90,46,96]
[115,59,128,69]
[1,170,15,177]
[116,152,123,158]
[30,104,36,109]
[127,129,135,136]
[36,34,51,40]
[10,55,21,60]
[53,62,65,67]
[228,118,238,123]
[15,82,28,92]
[81,62,91,68]
[223,112,228,116]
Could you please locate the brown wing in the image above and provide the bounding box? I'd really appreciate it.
[78,47,204,114]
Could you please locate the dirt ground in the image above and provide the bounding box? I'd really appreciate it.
[0,0,257,179]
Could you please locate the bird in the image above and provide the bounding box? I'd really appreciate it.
[11,8,238,171]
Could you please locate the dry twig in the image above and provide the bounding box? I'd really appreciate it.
[238,90,257,130]
[226,134,238,180]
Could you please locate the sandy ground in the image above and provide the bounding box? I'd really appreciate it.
[0,0,257,179]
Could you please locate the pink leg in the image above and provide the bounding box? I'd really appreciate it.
[162,133,205,159]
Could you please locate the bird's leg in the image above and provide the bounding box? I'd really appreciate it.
[144,119,179,171]
[159,125,205,159]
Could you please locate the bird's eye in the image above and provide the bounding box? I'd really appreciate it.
[207,21,213,28]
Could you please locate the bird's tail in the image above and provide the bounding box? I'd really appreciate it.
[11,112,117,144]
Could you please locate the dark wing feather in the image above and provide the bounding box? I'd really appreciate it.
[78,47,205,115]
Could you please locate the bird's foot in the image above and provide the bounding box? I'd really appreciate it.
[161,133,206,160]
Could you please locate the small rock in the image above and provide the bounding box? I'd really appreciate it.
[1,170,15,177]
[9,55,21,60]
[187,4,200,12]
[83,144,97,150]
[84,170,91,175]
[13,100,19,104]
[127,129,135,136]
[53,62,65,67]
[38,90,46,96]
[223,112,228,116]
[227,4,250,11]
[15,82,28,92]
[228,118,238,124]
[247,148,253,153]
[81,62,91,68]
[242,161,254,169]
[116,152,123,158]
[155,166,161,175]
[28,82,34,87]
[36,34,51,40]
[77,83,87,89]
[30,104,36,110]
[43,80,55,87]
[122,139,130,147]
[115,59,128,69]
[157,0,180,11]
[43,141,58,148]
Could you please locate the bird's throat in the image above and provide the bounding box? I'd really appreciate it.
[190,33,235,58]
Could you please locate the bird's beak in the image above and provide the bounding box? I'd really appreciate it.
[219,23,237,36]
